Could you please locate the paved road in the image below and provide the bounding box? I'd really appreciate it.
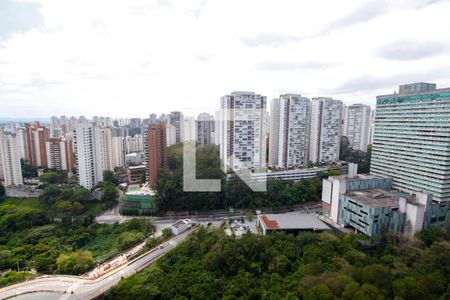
[95,202,322,224]
[0,230,193,300]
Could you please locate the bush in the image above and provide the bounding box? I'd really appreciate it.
[162,228,173,239]
[39,172,65,184]
[118,232,145,251]
[416,226,448,247]
[56,250,95,275]
[0,271,33,287]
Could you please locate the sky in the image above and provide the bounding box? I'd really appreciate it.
[1,0,450,119]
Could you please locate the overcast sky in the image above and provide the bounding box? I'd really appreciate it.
[1,0,450,119]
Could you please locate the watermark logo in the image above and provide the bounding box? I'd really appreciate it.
[183,108,267,192]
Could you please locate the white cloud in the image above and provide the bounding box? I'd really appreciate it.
[0,0,450,118]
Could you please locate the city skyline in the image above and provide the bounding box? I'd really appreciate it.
[1,0,450,118]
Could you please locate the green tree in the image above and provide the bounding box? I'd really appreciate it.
[56,250,94,275]
[0,182,5,198]
[304,284,334,300]
[416,226,448,246]
[393,276,420,299]
[118,232,145,250]
[162,228,173,239]
[72,187,93,202]
[103,170,118,185]
[102,182,118,203]
[21,159,37,178]
[39,172,64,184]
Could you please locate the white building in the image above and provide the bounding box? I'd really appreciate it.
[111,136,126,168]
[268,98,280,166]
[219,91,267,172]
[170,219,192,235]
[165,123,177,147]
[14,127,27,160]
[0,131,23,186]
[183,116,196,142]
[308,97,343,164]
[125,134,144,153]
[73,122,113,190]
[269,94,310,169]
[98,127,113,172]
[342,104,371,151]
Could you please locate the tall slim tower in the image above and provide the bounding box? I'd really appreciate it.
[219,91,267,172]
[268,98,281,167]
[342,104,371,151]
[45,137,74,171]
[0,130,23,186]
[371,83,450,202]
[196,113,214,146]
[183,116,196,142]
[73,122,112,189]
[269,94,310,169]
[308,97,343,164]
[169,111,184,144]
[144,123,167,188]
[24,122,50,167]
[111,136,126,168]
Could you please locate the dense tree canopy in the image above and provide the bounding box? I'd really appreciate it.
[156,144,324,212]
[0,197,154,274]
[104,227,450,300]
[39,172,66,185]
[56,250,95,275]
[340,136,371,173]
[20,159,38,178]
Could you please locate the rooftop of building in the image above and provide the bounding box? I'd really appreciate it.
[345,188,400,208]
[125,184,155,196]
[128,165,146,170]
[377,82,450,99]
[328,173,379,181]
[171,219,191,228]
[258,213,330,231]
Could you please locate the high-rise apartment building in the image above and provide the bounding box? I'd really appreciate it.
[219,91,267,172]
[269,94,310,169]
[371,83,450,202]
[144,123,167,188]
[0,130,24,186]
[111,136,126,168]
[12,127,27,160]
[342,104,371,151]
[24,122,50,167]
[97,127,113,172]
[169,111,184,143]
[165,123,177,146]
[125,134,144,153]
[268,98,280,166]
[196,112,214,146]
[129,118,142,129]
[73,122,112,189]
[308,97,343,164]
[45,137,74,172]
[183,116,196,142]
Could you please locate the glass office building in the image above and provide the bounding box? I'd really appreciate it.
[371,83,450,202]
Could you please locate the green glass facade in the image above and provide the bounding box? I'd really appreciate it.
[371,87,450,202]
[119,185,157,216]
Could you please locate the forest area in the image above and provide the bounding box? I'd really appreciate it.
[155,144,328,212]
[104,226,450,300]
